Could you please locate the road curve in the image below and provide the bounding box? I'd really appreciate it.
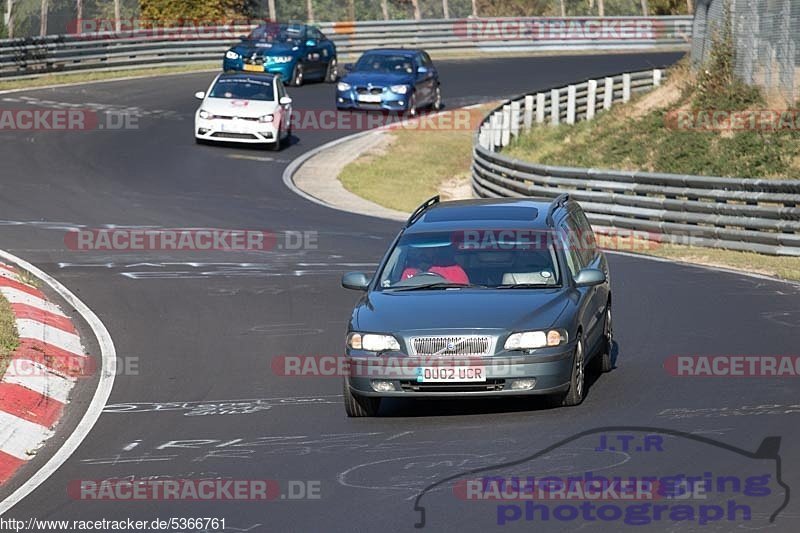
[1,52,799,532]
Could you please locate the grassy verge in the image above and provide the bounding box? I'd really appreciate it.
[338,106,491,212]
[0,291,18,378]
[0,63,217,91]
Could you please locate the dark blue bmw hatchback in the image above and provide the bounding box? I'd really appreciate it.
[336,48,441,115]
[340,195,613,416]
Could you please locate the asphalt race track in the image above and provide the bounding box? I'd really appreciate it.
[1,52,799,532]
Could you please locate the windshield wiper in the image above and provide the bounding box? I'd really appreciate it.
[389,282,486,292]
[496,283,550,289]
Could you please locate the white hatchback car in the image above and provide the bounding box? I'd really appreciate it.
[194,72,293,150]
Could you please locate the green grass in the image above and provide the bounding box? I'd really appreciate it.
[0,292,18,378]
[338,107,489,212]
[0,63,217,91]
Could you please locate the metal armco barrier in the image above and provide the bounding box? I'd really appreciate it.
[0,16,692,79]
[472,69,800,256]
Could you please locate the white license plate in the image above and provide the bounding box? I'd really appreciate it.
[357,94,382,103]
[415,366,486,383]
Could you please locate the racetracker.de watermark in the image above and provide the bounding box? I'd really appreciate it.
[665,109,800,132]
[67,479,321,500]
[452,18,691,42]
[287,109,483,132]
[68,18,274,39]
[63,229,317,251]
[664,355,800,377]
[0,109,137,131]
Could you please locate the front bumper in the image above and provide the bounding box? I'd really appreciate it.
[345,344,575,398]
[222,58,294,79]
[336,89,410,112]
[195,117,278,144]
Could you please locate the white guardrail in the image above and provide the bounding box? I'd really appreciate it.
[0,16,692,79]
[472,70,800,257]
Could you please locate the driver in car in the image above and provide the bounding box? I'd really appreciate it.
[400,246,469,284]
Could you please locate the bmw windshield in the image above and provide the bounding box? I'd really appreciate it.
[246,23,306,44]
[354,53,416,75]
[377,230,562,290]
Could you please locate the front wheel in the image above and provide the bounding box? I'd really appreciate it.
[268,121,283,151]
[290,64,304,87]
[343,379,381,417]
[552,336,585,407]
[598,303,613,373]
[431,85,442,111]
[325,58,339,83]
[407,93,418,118]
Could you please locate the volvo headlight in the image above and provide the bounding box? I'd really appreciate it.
[504,329,567,350]
[348,333,401,352]
[225,50,240,60]
[198,109,213,119]
[390,85,409,94]
[270,56,293,63]
[259,114,274,123]
[337,81,351,91]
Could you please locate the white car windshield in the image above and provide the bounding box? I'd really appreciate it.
[209,78,274,101]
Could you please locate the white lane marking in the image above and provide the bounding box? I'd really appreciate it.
[0,411,55,461]
[15,319,84,355]
[1,361,76,403]
[0,287,68,317]
[0,250,117,516]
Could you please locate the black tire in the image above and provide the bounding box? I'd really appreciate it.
[325,58,339,83]
[290,63,304,87]
[553,335,585,407]
[431,85,442,111]
[407,93,418,117]
[268,121,283,151]
[598,302,613,373]
[343,379,381,417]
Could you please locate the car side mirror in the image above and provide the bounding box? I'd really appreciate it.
[343,63,354,72]
[305,39,317,47]
[342,272,371,291]
[194,91,205,100]
[573,268,606,287]
[279,96,292,105]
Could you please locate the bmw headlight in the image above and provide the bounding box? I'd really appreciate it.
[225,50,240,60]
[390,85,409,94]
[198,109,213,119]
[270,56,293,63]
[504,329,567,350]
[259,114,274,123]
[347,333,401,352]
[337,81,351,92]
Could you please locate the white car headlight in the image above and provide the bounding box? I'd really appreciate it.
[270,56,293,63]
[198,109,213,119]
[348,333,401,352]
[390,85,409,94]
[225,50,240,60]
[259,114,274,123]
[504,329,567,350]
[337,82,351,91]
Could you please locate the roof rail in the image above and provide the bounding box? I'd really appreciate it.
[545,193,570,227]
[405,195,440,228]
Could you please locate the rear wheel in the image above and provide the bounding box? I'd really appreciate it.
[290,64,304,87]
[343,379,381,417]
[325,58,339,83]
